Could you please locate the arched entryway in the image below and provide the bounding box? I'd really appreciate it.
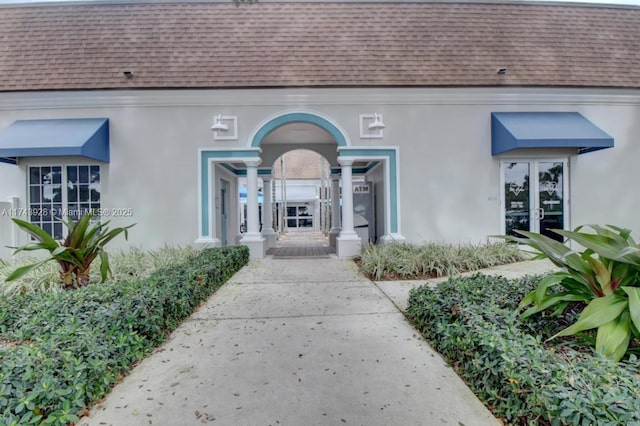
[265,148,334,258]
[247,112,355,258]
[197,110,404,259]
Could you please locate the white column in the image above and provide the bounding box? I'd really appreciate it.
[246,162,260,235]
[336,159,361,257]
[240,159,266,259]
[339,160,356,237]
[261,175,277,248]
[328,174,341,248]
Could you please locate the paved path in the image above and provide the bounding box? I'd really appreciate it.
[80,256,501,426]
[266,230,335,258]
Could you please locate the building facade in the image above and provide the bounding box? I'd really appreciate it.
[0,1,639,259]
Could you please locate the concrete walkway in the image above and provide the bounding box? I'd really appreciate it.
[79,255,555,426]
[266,230,335,258]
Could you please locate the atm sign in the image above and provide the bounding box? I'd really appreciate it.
[353,184,370,194]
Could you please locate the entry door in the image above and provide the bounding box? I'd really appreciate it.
[286,204,313,228]
[220,179,229,245]
[502,159,568,241]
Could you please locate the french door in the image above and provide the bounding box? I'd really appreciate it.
[502,159,568,241]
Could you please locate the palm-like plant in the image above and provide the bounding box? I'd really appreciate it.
[5,212,134,289]
[506,225,640,362]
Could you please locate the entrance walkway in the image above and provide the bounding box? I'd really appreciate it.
[79,257,500,426]
[266,229,335,258]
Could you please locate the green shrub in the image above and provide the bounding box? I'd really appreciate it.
[358,241,524,280]
[406,274,640,425]
[0,246,249,426]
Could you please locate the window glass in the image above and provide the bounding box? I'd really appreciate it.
[28,165,101,239]
[504,162,530,237]
[538,162,564,242]
[29,166,63,240]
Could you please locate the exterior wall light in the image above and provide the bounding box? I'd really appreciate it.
[211,114,229,132]
[359,113,385,139]
[211,115,238,140]
[368,113,386,131]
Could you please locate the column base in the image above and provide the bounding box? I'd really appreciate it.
[379,234,407,245]
[336,234,362,258]
[240,233,266,259]
[194,237,222,248]
[328,227,341,248]
[262,229,277,249]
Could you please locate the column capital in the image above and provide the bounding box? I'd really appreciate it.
[330,173,341,180]
[260,174,273,182]
[338,158,354,167]
[243,159,262,168]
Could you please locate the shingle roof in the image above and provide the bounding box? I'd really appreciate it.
[1,1,639,92]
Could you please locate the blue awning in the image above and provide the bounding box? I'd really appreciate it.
[0,118,110,163]
[491,112,613,155]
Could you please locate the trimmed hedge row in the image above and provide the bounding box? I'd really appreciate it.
[0,246,249,426]
[406,274,640,426]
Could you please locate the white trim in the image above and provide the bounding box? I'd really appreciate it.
[337,145,400,152]
[197,150,262,241]
[197,147,261,153]
[212,115,238,141]
[194,236,222,245]
[246,108,352,148]
[8,196,19,249]
[359,114,384,139]
[2,88,640,111]
[395,147,402,235]
[339,154,393,240]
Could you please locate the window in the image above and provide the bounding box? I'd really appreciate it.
[28,165,101,239]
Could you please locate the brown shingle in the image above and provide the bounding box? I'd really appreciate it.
[0,1,639,92]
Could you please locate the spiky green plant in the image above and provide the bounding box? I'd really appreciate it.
[4,212,134,289]
[505,225,640,362]
[1,245,200,298]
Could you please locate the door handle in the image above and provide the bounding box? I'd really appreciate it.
[538,208,545,220]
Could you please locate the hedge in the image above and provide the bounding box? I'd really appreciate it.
[406,274,640,426]
[0,246,249,426]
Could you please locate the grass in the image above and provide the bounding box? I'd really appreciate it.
[0,245,201,299]
[357,241,526,280]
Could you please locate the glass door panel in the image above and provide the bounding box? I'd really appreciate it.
[538,162,564,241]
[285,204,313,228]
[502,159,567,239]
[220,179,228,245]
[504,162,531,236]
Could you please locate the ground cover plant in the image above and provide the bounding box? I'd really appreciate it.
[0,246,249,426]
[357,241,525,280]
[406,274,640,425]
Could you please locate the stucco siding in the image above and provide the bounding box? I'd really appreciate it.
[1,87,639,253]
